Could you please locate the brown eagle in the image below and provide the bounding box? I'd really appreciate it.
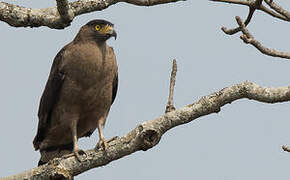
[33,19,118,166]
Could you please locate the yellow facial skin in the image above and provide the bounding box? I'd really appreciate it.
[95,24,114,34]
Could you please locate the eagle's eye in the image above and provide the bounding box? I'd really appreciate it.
[95,25,101,31]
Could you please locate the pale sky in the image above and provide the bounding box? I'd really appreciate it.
[1,0,290,179]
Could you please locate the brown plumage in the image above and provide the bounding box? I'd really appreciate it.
[33,19,118,166]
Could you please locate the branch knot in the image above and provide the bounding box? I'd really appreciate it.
[140,129,160,151]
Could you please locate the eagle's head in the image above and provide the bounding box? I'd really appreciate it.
[77,19,117,42]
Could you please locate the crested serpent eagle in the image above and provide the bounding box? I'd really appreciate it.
[33,19,118,166]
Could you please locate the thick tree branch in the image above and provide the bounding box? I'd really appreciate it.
[0,0,183,29]
[235,16,290,59]
[3,81,290,180]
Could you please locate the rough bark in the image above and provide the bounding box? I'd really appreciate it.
[56,0,73,25]
[2,81,290,180]
[0,0,183,29]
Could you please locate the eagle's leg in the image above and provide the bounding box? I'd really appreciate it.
[71,117,87,161]
[96,121,109,151]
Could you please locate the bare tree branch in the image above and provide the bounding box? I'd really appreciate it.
[282,145,290,152]
[211,0,290,59]
[165,59,177,113]
[211,0,289,22]
[56,0,73,25]
[264,0,290,19]
[0,0,184,29]
[3,80,290,180]
[213,0,274,35]
[235,16,290,59]
[221,6,255,35]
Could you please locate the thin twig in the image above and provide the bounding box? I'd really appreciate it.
[235,16,290,59]
[165,59,177,113]
[211,0,289,30]
[220,0,262,35]
[221,6,255,35]
[211,0,284,18]
[212,0,290,59]
[282,145,290,152]
[264,0,290,19]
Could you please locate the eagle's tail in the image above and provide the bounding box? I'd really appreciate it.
[38,143,73,166]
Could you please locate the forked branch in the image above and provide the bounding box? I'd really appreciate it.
[56,0,73,24]
[212,0,289,26]
[220,0,262,35]
[211,0,290,59]
[3,80,290,180]
[235,16,290,59]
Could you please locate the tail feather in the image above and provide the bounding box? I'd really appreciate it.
[38,143,73,166]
